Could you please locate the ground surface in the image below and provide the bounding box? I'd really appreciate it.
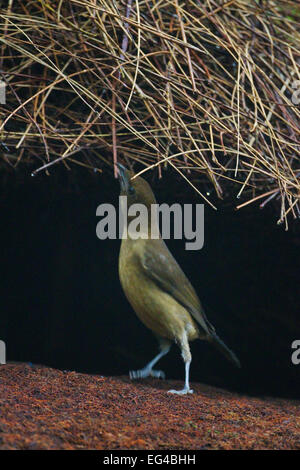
[0,363,299,450]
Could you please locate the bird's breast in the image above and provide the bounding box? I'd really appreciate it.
[118,240,198,341]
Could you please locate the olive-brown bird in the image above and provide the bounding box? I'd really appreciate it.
[118,164,240,395]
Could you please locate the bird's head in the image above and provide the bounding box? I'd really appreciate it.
[117,163,157,208]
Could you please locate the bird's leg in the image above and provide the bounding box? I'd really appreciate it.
[129,342,170,380]
[168,331,193,395]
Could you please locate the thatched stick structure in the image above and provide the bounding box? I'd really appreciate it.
[0,1,299,226]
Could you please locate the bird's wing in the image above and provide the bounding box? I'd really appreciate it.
[140,240,215,336]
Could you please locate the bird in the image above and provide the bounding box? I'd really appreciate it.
[117,163,240,395]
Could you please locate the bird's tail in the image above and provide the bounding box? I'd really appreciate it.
[208,332,241,368]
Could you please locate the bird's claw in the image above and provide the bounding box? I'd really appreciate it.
[129,369,139,379]
[129,368,165,380]
[168,388,194,395]
[150,369,165,379]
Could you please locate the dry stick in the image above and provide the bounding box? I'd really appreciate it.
[120,0,133,62]
[236,188,282,210]
[15,57,73,152]
[168,159,217,209]
[0,70,50,166]
[32,109,104,176]
[236,59,298,200]
[132,149,217,209]
[69,0,208,53]
[175,0,196,92]
[0,0,14,69]
[125,0,141,110]
[112,84,118,178]
[31,146,88,176]
[234,50,241,177]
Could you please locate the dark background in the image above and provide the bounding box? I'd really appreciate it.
[0,165,299,399]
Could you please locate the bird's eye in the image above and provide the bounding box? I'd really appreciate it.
[128,186,135,195]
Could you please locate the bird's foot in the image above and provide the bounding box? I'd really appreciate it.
[150,369,165,379]
[129,368,165,380]
[168,387,193,395]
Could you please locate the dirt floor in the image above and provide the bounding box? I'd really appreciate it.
[0,363,299,450]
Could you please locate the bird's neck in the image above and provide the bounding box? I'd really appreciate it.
[120,201,160,240]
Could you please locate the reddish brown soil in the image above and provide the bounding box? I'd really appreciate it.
[0,363,299,450]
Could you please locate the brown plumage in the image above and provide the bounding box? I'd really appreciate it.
[118,164,240,394]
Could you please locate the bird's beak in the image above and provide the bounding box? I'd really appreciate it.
[117,162,130,192]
